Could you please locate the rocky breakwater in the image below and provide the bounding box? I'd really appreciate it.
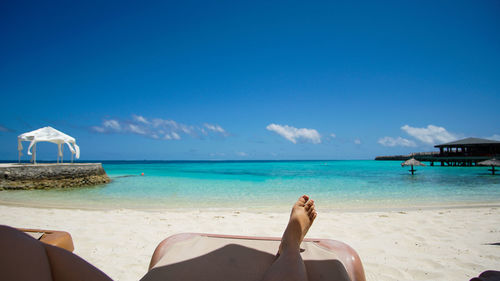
[0,163,111,190]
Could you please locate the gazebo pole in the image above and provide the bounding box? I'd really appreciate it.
[61,145,64,164]
[33,143,37,165]
[493,166,496,175]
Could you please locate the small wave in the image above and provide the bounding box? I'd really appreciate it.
[112,175,139,178]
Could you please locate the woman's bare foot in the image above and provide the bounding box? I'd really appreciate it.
[278,195,317,255]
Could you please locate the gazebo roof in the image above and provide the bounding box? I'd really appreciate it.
[18,126,76,143]
[17,126,80,160]
[434,137,500,148]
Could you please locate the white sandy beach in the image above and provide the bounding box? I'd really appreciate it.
[0,204,499,281]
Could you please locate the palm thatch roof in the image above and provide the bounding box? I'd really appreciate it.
[401,158,425,167]
[478,158,500,167]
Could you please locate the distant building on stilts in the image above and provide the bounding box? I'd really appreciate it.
[433,138,500,166]
[376,137,500,167]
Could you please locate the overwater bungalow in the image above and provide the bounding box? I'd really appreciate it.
[434,137,500,166]
[376,137,500,167]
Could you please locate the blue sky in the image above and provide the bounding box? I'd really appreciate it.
[1,0,499,160]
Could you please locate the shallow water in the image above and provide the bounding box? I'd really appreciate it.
[1,160,499,210]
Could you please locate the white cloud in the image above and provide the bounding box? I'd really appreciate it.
[330,133,336,138]
[92,119,121,133]
[164,132,180,140]
[152,118,177,128]
[152,118,193,135]
[488,134,500,141]
[103,119,121,131]
[378,136,416,147]
[204,123,228,136]
[180,125,192,134]
[354,139,361,145]
[401,124,457,145]
[92,115,228,141]
[128,124,146,135]
[91,126,106,133]
[204,123,224,132]
[266,124,321,144]
[236,152,248,157]
[132,115,149,124]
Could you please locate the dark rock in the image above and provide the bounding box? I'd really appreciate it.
[0,163,111,190]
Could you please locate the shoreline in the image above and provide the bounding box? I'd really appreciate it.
[1,198,500,213]
[0,204,498,281]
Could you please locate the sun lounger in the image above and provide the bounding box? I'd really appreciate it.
[143,233,366,281]
[1,226,365,281]
[18,228,74,252]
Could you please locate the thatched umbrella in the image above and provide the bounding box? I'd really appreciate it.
[401,158,426,175]
[478,158,500,175]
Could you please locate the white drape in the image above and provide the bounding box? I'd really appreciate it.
[17,127,80,163]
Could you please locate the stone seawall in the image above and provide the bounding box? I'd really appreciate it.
[0,163,111,190]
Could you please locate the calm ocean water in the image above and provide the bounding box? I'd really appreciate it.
[1,160,500,211]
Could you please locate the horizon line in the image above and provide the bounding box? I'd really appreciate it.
[0,159,374,162]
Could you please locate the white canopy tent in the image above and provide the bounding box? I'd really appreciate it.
[17,126,80,164]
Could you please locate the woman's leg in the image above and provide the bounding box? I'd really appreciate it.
[261,195,317,281]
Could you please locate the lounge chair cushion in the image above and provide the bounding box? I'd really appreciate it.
[142,234,354,281]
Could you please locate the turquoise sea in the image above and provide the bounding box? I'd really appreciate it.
[1,161,500,211]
